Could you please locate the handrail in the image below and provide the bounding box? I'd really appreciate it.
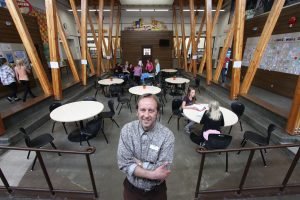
[194,143,300,199]
[0,146,98,199]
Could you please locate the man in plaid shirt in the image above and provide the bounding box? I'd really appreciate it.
[0,58,21,102]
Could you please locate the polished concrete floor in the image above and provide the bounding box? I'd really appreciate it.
[1,80,300,199]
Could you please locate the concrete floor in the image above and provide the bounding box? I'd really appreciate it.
[1,83,300,199]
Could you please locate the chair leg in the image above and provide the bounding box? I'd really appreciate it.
[225,152,229,172]
[27,151,31,159]
[128,103,132,113]
[177,117,180,130]
[31,155,38,171]
[118,104,124,115]
[237,139,247,154]
[239,120,243,131]
[94,89,99,98]
[50,142,61,156]
[62,122,68,135]
[259,149,267,166]
[101,129,109,144]
[116,102,120,110]
[228,125,233,134]
[167,115,173,124]
[111,118,120,128]
[52,122,56,133]
[86,139,91,146]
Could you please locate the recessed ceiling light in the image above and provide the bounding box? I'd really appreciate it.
[141,9,154,12]
[126,9,140,12]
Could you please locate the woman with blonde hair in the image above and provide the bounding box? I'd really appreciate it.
[14,59,36,102]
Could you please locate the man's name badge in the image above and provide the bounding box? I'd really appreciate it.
[149,144,159,151]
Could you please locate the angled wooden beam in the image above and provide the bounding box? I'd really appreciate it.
[69,0,95,78]
[186,4,201,57]
[286,76,300,135]
[173,6,181,66]
[97,0,105,74]
[189,0,197,76]
[87,11,100,76]
[107,0,114,69]
[204,0,213,84]
[113,5,121,67]
[213,16,235,82]
[5,0,52,95]
[199,0,223,74]
[195,12,206,49]
[179,0,188,71]
[57,14,80,82]
[240,0,285,94]
[230,0,246,99]
[0,114,5,136]
[80,0,88,85]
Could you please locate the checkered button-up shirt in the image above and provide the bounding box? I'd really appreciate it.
[117,120,175,190]
[0,64,15,85]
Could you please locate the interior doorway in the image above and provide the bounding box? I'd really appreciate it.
[141,45,152,65]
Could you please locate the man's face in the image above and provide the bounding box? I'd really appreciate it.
[137,97,158,131]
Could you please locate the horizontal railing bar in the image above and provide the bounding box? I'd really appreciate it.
[0,186,95,194]
[0,146,96,155]
[196,143,300,154]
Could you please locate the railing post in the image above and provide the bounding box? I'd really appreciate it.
[195,153,206,199]
[36,151,54,195]
[280,146,300,191]
[0,168,12,193]
[86,154,98,198]
[238,149,255,194]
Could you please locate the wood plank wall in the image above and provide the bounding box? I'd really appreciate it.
[240,3,300,98]
[121,31,173,68]
[0,7,48,97]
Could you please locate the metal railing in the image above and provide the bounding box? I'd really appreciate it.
[0,146,98,199]
[195,143,300,199]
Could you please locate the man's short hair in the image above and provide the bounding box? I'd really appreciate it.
[0,58,7,65]
[136,93,160,112]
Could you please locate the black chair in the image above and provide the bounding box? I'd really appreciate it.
[98,100,120,129]
[94,79,104,98]
[144,77,154,86]
[167,99,183,130]
[109,84,122,97]
[49,103,68,135]
[80,117,108,146]
[116,93,132,115]
[20,128,61,171]
[201,134,232,172]
[175,83,186,96]
[238,124,276,166]
[83,96,97,101]
[190,76,201,93]
[228,102,245,134]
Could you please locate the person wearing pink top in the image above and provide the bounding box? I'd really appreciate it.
[133,64,142,85]
[145,59,154,73]
[14,59,36,102]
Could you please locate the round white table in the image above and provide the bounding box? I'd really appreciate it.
[50,101,104,142]
[165,77,190,84]
[161,69,178,73]
[98,78,124,85]
[98,78,124,97]
[183,104,238,127]
[129,86,161,95]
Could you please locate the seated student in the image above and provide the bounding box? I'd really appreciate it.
[133,64,142,85]
[145,59,154,73]
[114,63,123,76]
[190,101,224,146]
[154,58,160,75]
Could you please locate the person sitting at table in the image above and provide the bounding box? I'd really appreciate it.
[133,63,142,85]
[123,61,129,72]
[182,87,205,135]
[190,101,224,147]
[154,58,160,75]
[114,63,123,76]
[128,63,134,79]
[145,59,154,73]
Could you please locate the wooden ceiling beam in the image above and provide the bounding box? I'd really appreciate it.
[204,0,213,85]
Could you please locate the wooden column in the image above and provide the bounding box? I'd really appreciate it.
[195,13,206,49]
[173,6,181,66]
[213,17,234,82]
[98,0,105,73]
[57,14,80,82]
[0,114,5,136]
[199,0,223,74]
[113,5,121,68]
[107,0,114,69]
[5,0,52,95]
[286,76,300,135]
[69,0,95,78]
[80,0,88,85]
[230,0,246,99]
[240,0,285,94]
[205,0,213,84]
[189,0,197,76]
[179,0,188,71]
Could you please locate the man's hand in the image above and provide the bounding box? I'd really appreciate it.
[151,163,171,181]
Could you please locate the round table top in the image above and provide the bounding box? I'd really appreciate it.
[165,77,190,84]
[98,78,124,85]
[50,101,104,123]
[129,86,161,95]
[161,69,178,73]
[183,104,238,127]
